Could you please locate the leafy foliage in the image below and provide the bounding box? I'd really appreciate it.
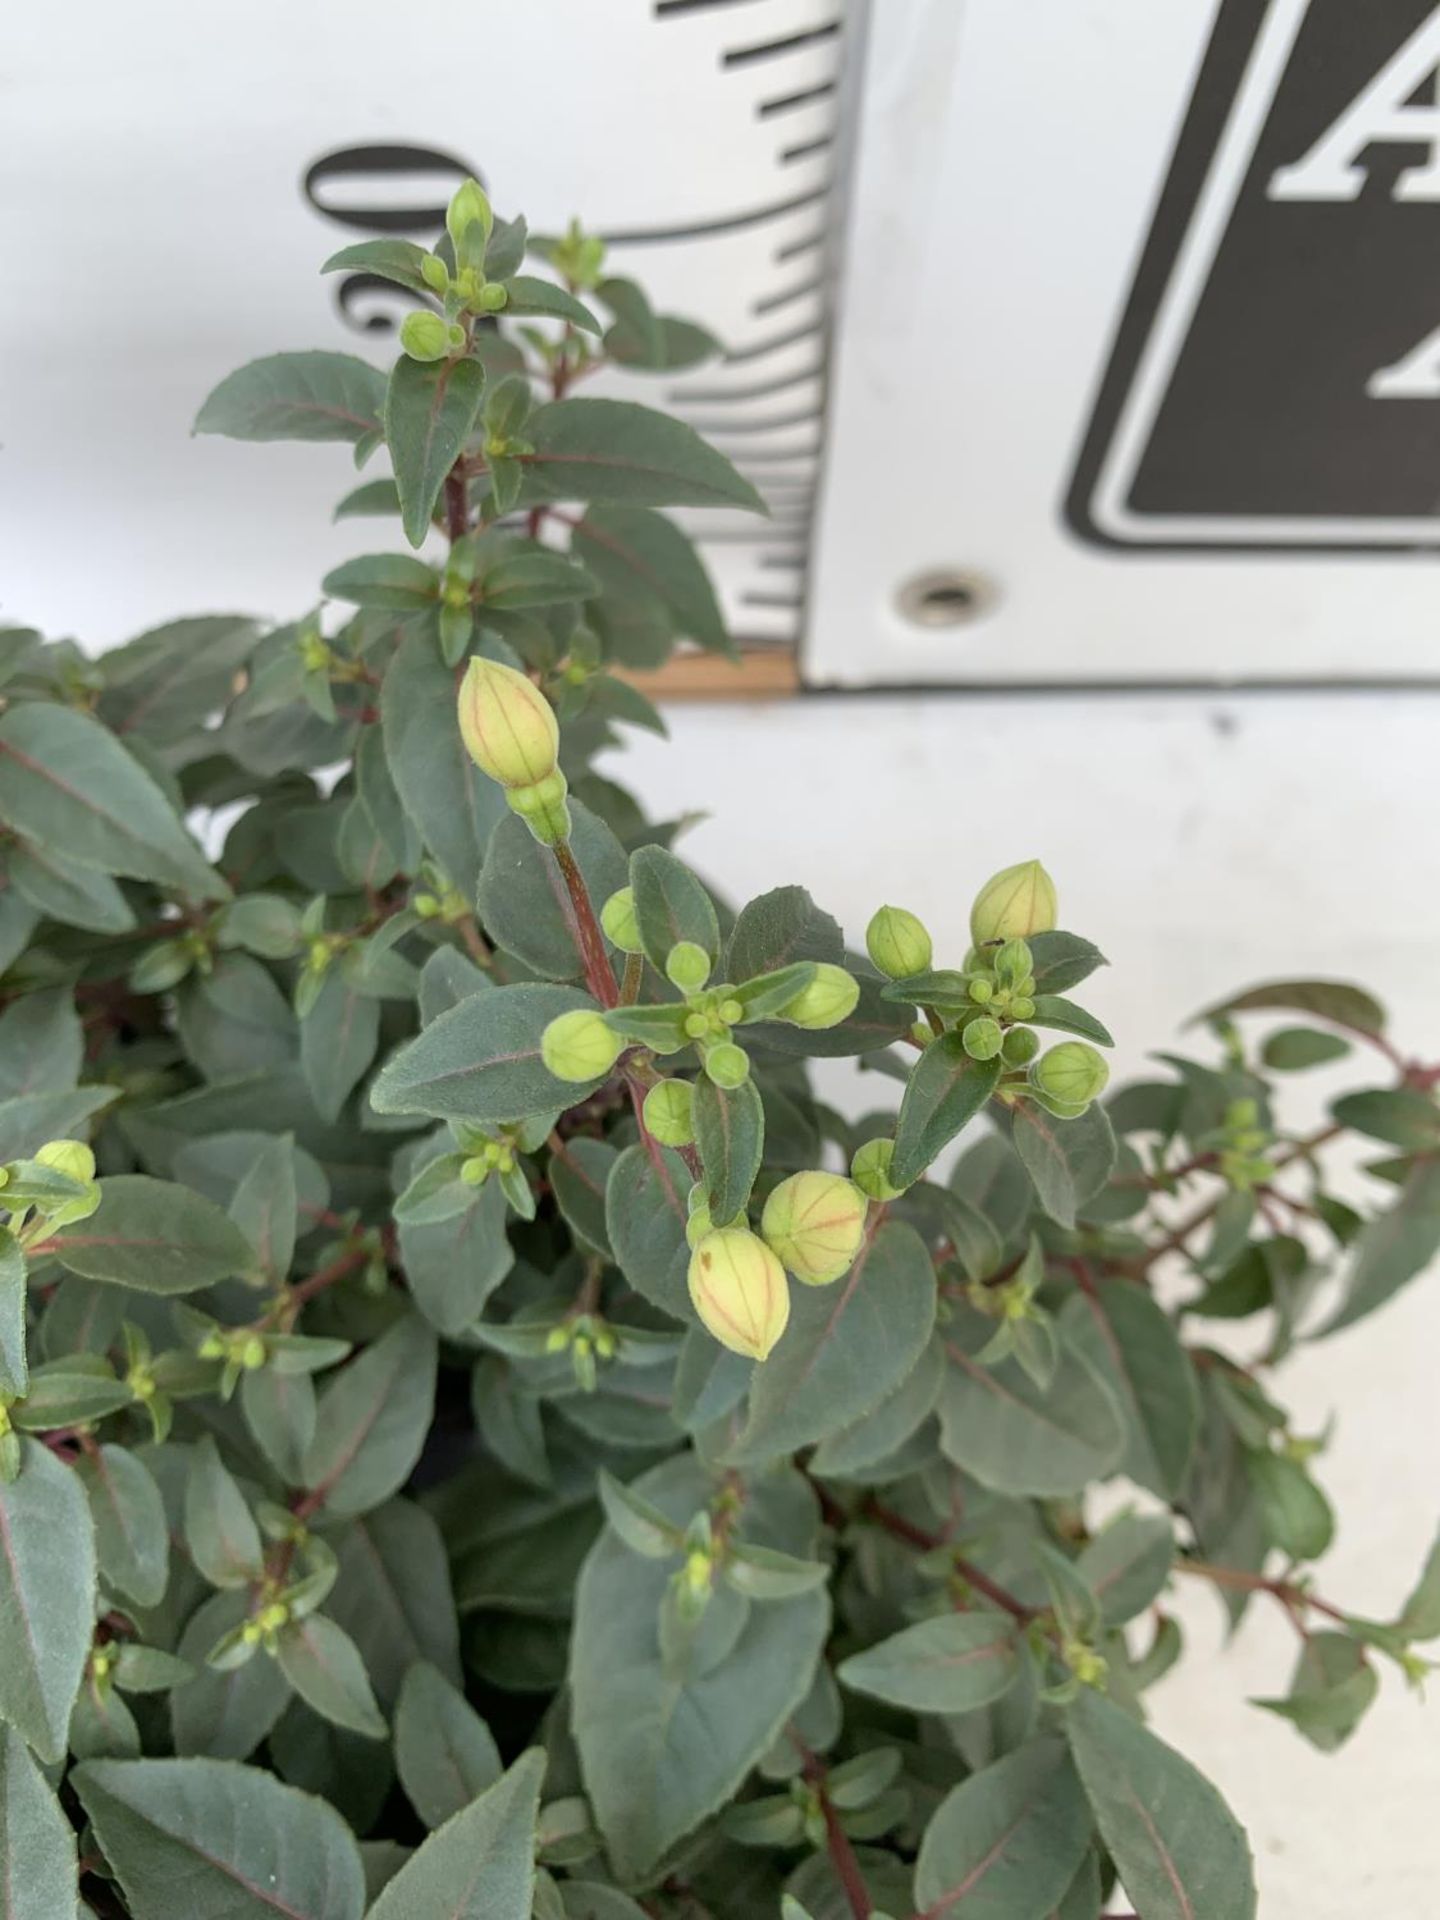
[0,179,1436,1920]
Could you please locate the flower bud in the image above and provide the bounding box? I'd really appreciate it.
[780,963,859,1030]
[643,1079,695,1147]
[457,657,561,790]
[1002,1025,1040,1067]
[704,1042,750,1090]
[541,1009,624,1083]
[994,938,1032,987]
[35,1139,97,1185]
[506,771,571,847]
[969,860,1058,945]
[962,1015,1003,1061]
[420,253,450,294]
[446,178,494,250]
[399,310,453,363]
[1029,1041,1109,1111]
[866,906,933,980]
[851,1136,909,1201]
[666,941,711,993]
[600,887,643,954]
[688,1228,790,1361]
[761,1171,869,1287]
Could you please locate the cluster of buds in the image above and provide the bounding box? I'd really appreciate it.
[412,866,471,925]
[544,216,607,292]
[687,1172,869,1360]
[1215,1096,1278,1191]
[401,180,507,365]
[544,1311,618,1393]
[0,1139,101,1253]
[458,656,570,847]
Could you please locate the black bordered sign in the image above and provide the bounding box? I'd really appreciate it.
[1069,0,1440,551]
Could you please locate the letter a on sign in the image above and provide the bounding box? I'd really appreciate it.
[1269,9,1440,201]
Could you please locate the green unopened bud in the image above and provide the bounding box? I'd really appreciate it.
[962,1015,1003,1061]
[399,309,453,362]
[460,1156,490,1186]
[686,1197,715,1250]
[761,1171,869,1287]
[994,938,1032,986]
[457,657,561,790]
[507,771,571,846]
[866,906,933,980]
[446,178,494,250]
[1029,1042,1109,1111]
[687,1229,790,1361]
[419,252,450,294]
[666,941,711,993]
[704,1042,750,1090]
[643,1079,695,1147]
[967,975,994,1004]
[970,860,1058,945]
[35,1140,96,1185]
[477,283,508,313]
[240,1336,267,1371]
[600,887,643,954]
[851,1136,908,1201]
[541,1010,625,1083]
[780,963,859,1031]
[1002,1026,1040,1067]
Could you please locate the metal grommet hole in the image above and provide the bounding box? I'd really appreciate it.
[896,569,997,629]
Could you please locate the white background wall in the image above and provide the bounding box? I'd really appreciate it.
[610,686,1440,1917]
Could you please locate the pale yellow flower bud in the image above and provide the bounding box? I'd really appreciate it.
[969,860,1058,945]
[458,657,560,790]
[687,1228,790,1361]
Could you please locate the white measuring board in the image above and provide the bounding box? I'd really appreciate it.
[809,0,1440,687]
[0,0,846,649]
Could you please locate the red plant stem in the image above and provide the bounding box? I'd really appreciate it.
[794,1737,872,1920]
[552,839,618,1008]
[1137,1121,1345,1273]
[1177,1557,1349,1626]
[444,471,469,542]
[288,1247,368,1309]
[861,1500,1036,1622]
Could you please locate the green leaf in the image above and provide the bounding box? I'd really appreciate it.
[195,350,386,445]
[74,1755,366,1919]
[502,275,602,333]
[301,971,380,1123]
[572,507,729,653]
[1396,1525,1440,1640]
[475,805,627,982]
[0,1229,24,1399]
[43,1176,253,1293]
[0,1088,117,1166]
[839,1613,1019,1714]
[394,1661,501,1828]
[0,1440,96,1761]
[1261,1027,1352,1071]
[185,1437,264,1589]
[1027,996,1114,1046]
[302,1313,437,1519]
[1324,1156,1440,1334]
[571,1456,828,1882]
[99,614,261,745]
[1058,1282,1199,1499]
[523,399,765,511]
[229,1135,298,1287]
[1254,1632,1378,1752]
[170,1592,292,1761]
[322,238,434,295]
[914,1739,1091,1920]
[333,477,401,521]
[369,1748,544,1920]
[371,984,602,1125]
[398,1160,514,1337]
[1011,1102,1117,1229]
[0,703,223,899]
[937,1310,1125,1497]
[1194,978,1385,1036]
[1065,1688,1256,1920]
[892,1040,1001,1188]
[275,1615,386,1739]
[325,1501,462,1709]
[8,840,137,933]
[808,1338,944,1479]
[630,844,721,970]
[76,1444,169,1608]
[1076,1513,1175,1628]
[725,887,842,981]
[693,1075,765,1223]
[549,1139,615,1260]
[1246,1450,1334,1562]
[241,1369,316,1485]
[321,553,439,611]
[381,631,506,898]
[0,1723,78,1917]
[1026,932,1108,996]
[386,355,486,547]
[1331,1088,1440,1151]
[605,1143,694,1322]
[727,1220,936,1464]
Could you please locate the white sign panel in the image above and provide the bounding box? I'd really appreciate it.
[0,0,846,650]
[809,0,1440,685]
